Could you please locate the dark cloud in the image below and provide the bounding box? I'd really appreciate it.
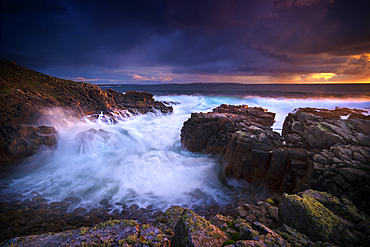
[1,0,369,83]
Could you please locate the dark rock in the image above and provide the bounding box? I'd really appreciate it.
[66,215,87,225]
[64,196,82,204]
[172,209,226,247]
[279,189,369,246]
[0,125,58,178]
[74,207,87,214]
[99,199,109,206]
[0,60,172,178]
[279,191,341,242]
[138,225,170,246]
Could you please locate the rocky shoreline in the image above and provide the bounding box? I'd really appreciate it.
[0,60,172,178]
[1,60,370,246]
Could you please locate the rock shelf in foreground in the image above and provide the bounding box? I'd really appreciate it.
[2,190,369,246]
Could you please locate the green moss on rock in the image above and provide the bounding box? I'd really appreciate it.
[279,192,341,242]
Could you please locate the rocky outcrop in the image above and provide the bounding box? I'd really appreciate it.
[181,104,276,154]
[172,208,227,247]
[0,125,58,178]
[2,191,370,246]
[282,107,370,212]
[181,105,370,210]
[279,190,370,246]
[0,60,172,126]
[181,104,287,191]
[0,60,172,178]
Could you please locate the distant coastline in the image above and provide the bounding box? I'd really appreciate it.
[98,83,370,101]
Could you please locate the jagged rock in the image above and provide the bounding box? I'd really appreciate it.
[236,202,279,229]
[181,104,276,154]
[231,222,289,247]
[4,220,140,246]
[152,206,185,236]
[172,208,227,247]
[283,108,370,210]
[0,125,58,178]
[181,104,288,192]
[138,224,170,246]
[279,190,370,246]
[276,223,313,247]
[233,219,259,240]
[279,191,341,242]
[0,60,172,178]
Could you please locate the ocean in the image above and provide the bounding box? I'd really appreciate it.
[1,83,369,212]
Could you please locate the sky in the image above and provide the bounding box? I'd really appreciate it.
[1,0,370,84]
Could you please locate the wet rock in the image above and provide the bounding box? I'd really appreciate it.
[99,199,109,206]
[0,125,58,178]
[181,104,288,192]
[64,196,82,204]
[73,207,87,214]
[0,61,173,178]
[66,215,87,225]
[181,104,276,154]
[172,208,227,247]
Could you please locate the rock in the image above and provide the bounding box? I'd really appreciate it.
[5,219,140,246]
[153,206,185,235]
[0,125,58,178]
[279,191,341,242]
[283,108,370,209]
[73,207,87,214]
[64,196,82,204]
[99,199,109,206]
[181,104,276,154]
[279,189,369,245]
[172,208,227,247]
[234,219,259,240]
[138,224,170,246]
[0,60,172,178]
[276,223,313,246]
[66,215,87,225]
[232,222,289,247]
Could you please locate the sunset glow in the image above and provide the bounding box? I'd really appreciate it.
[1,1,369,84]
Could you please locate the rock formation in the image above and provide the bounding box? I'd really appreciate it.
[282,107,370,213]
[0,60,172,178]
[181,104,287,191]
[3,191,369,246]
[181,105,370,213]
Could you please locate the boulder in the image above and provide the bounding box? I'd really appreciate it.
[279,191,342,242]
[172,209,227,247]
[279,190,370,245]
[181,104,289,192]
[0,125,58,178]
[283,107,370,210]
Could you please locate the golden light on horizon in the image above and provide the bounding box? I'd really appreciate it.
[310,73,336,81]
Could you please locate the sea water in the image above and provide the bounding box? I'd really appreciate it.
[1,84,370,211]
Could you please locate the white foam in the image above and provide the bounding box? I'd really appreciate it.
[2,95,369,210]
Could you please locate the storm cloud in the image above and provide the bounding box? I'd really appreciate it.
[1,0,369,83]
